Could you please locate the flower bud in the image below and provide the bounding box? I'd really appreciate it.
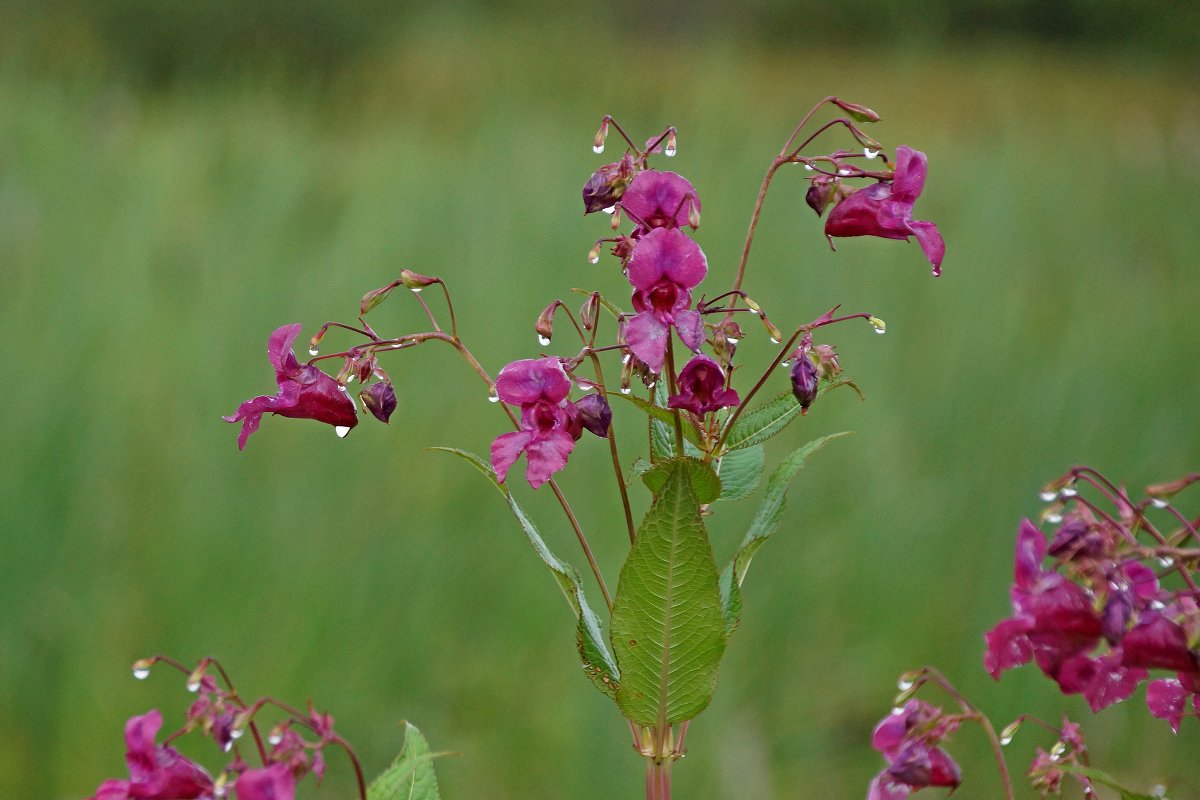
[535,301,558,345]
[360,282,400,315]
[581,155,634,214]
[790,356,819,412]
[805,178,835,217]
[360,382,397,423]
[579,293,599,331]
[833,98,881,123]
[812,344,841,380]
[400,269,439,291]
[687,201,701,229]
[575,393,612,437]
[593,119,609,154]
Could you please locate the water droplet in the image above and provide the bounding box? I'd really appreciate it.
[1039,490,1058,502]
[804,164,814,171]
[725,336,740,346]
[837,168,850,176]
[781,360,792,368]
[334,425,352,438]
[1157,556,1175,568]
[1151,497,1169,509]
[864,148,879,159]
[537,335,551,347]
[268,733,283,746]
[409,286,422,293]
[621,354,631,364]
[646,381,656,389]
[576,381,592,392]
[1046,512,1063,524]
[132,667,150,680]
[487,388,500,403]
[345,374,356,385]
[588,253,600,264]
[620,386,632,395]
[215,787,227,799]
[1060,486,1078,498]
[999,734,1013,746]
[230,727,245,740]
[769,336,781,345]
[868,317,886,334]
[308,347,319,356]
[222,740,233,752]
[873,327,885,335]
[602,206,615,215]
[186,678,201,693]
[1150,785,1167,798]
[593,143,605,154]
[897,678,914,691]
[664,145,677,157]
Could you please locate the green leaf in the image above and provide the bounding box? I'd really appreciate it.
[366,722,443,800]
[612,458,727,726]
[640,457,721,504]
[715,445,764,502]
[432,448,620,698]
[722,392,803,451]
[719,433,851,636]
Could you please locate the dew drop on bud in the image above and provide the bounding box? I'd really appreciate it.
[1039,490,1058,502]
[268,733,283,746]
[897,678,914,691]
[864,148,879,159]
[593,143,605,154]
[230,727,245,740]
[222,740,234,753]
[868,317,886,335]
[308,347,319,356]
[576,381,592,392]
[725,336,740,346]
[215,787,227,799]
[602,205,615,215]
[1060,486,1078,498]
[133,666,151,680]
[186,678,201,693]
[334,425,352,438]
[487,387,500,403]
[769,336,781,345]
[620,386,632,395]
[646,381,656,389]
[665,144,676,157]
[804,164,814,171]
[837,168,850,176]
[588,253,600,264]
[999,734,1013,746]
[1157,556,1175,568]
[621,354,631,365]
[1151,497,1169,509]
[1046,512,1063,524]
[781,360,792,368]
[537,335,551,347]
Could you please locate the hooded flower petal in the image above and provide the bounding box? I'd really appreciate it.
[1121,614,1199,673]
[234,763,296,800]
[491,430,533,485]
[225,325,359,449]
[667,355,739,415]
[824,146,944,275]
[523,430,576,489]
[624,312,671,373]
[618,170,700,231]
[490,358,583,488]
[495,357,572,405]
[1147,677,1192,733]
[626,227,707,295]
[89,710,215,800]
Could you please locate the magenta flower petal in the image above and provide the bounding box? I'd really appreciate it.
[667,355,740,415]
[523,429,576,489]
[673,309,704,353]
[867,774,911,800]
[984,617,1034,678]
[890,146,927,204]
[618,170,700,231]
[1013,519,1047,589]
[1122,614,1199,673]
[1147,678,1190,733]
[234,763,296,800]
[89,710,214,800]
[495,357,572,405]
[491,430,532,484]
[908,221,945,276]
[625,312,670,373]
[626,227,708,294]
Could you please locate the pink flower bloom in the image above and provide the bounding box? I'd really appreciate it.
[618,170,700,232]
[234,763,295,800]
[825,146,945,275]
[1147,673,1200,733]
[490,357,579,489]
[667,355,739,416]
[624,227,707,373]
[867,701,961,800]
[224,324,358,449]
[88,710,215,800]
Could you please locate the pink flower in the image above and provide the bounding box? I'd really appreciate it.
[88,710,215,800]
[667,355,739,416]
[617,170,700,232]
[624,227,707,373]
[224,324,359,449]
[234,763,295,800]
[1147,673,1200,733]
[490,357,579,489]
[825,146,945,275]
[867,701,961,800]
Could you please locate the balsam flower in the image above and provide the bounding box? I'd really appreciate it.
[867,700,961,800]
[624,227,707,373]
[825,146,945,275]
[234,763,296,800]
[88,710,215,800]
[224,324,358,449]
[667,355,739,416]
[618,170,700,232]
[490,357,579,489]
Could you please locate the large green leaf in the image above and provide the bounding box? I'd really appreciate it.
[433,448,620,698]
[641,456,721,504]
[714,445,764,502]
[366,722,443,800]
[719,433,851,636]
[611,458,726,726]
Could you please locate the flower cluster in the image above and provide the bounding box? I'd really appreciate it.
[867,700,962,800]
[985,470,1200,730]
[88,656,360,800]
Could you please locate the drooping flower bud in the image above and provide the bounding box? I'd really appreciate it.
[811,344,841,380]
[535,301,558,346]
[400,269,439,291]
[360,382,397,423]
[805,177,835,217]
[790,356,819,412]
[575,393,612,437]
[832,98,881,123]
[593,118,609,154]
[582,155,634,214]
[579,293,599,331]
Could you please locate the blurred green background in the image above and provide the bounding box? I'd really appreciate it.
[2,2,1199,798]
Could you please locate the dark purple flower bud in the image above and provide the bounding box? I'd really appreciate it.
[825,146,945,276]
[1101,591,1133,644]
[805,177,835,217]
[1122,614,1199,673]
[575,393,612,437]
[582,155,634,214]
[667,355,740,416]
[1047,518,1105,560]
[224,325,359,449]
[790,356,819,411]
[234,763,296,800]
[360,382,397,423]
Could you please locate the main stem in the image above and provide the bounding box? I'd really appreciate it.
[645,757,671,800]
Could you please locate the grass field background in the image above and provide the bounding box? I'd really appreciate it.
[2,16,1199,799]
